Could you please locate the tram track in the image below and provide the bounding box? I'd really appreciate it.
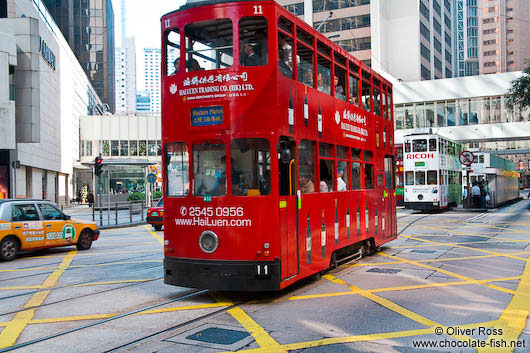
[0,289,210,352]
[0,252,162,283]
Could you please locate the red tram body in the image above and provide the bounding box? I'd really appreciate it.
[161,0,397,291]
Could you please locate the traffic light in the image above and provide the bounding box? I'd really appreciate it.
[94,156,103,176]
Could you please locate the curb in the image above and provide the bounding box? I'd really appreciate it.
[98,221,147,230]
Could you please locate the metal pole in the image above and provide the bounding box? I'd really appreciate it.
[12,164,16,199]
[107,169,110,225]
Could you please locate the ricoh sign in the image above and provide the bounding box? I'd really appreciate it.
[406,153,435,160]
[39,36,56,71]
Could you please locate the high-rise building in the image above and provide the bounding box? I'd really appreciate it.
[42,0,116,112]
[453,0,479,77]
[115,38,137,113]
[136,91,151,112]
[115,0,136,113]
[479,0,530,74]
[279,0,453,81]
[142,48,161,112]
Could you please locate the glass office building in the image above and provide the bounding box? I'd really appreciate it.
[43,0,116,112]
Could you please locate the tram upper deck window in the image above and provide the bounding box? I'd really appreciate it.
[278,31,293,78]
[412,139,428,152]
[405,140,411,153]
[240,17,268,66]
[373,78,381,116]
[361,78,371,112]
[334,61,346,101]
[165,29,181,76]
[429,139,437,151]
[230,138,270,196]
[184,19,233,72]
[297,29,314,88]
[165,142,189,196]
[193,142,226,196]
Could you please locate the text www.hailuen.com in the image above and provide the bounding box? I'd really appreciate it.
[175,217,252,227]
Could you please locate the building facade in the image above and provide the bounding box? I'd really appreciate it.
[1,0,103,203]
[393,71,530,180]
[141,48,161,112]
[42,0,116,113]
[115,37,136,113]
[279,0,454,81]
[479,0,530,74]
[453,0,479,77]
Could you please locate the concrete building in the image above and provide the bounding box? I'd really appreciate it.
[142,48,161,112]
[1,0,103,203]
[42,0,116,113]
[115,37,137,113]
[479,0,530,74]
[278,0,454,81]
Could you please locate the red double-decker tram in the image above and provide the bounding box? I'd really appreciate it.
[161,0,397,291]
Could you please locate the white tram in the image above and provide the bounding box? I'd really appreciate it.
[403,134,462,211]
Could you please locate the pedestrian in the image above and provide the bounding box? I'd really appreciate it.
[462,185,468,203]
[87,191,94,209]
[471,182,481,208]
[77,189,82,205]
[480,181,487,209]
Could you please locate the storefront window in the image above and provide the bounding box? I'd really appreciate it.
[193,142,225,196]
[166,142,189,196]
[148,140,157,156]
[139,141,147,156]
[120,141,128,156]
[130,141,138,156]
[111,140,119,156]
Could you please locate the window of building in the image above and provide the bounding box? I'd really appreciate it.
[111,140,119,156]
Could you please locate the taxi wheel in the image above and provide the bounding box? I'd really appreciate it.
[1,236,19,261]
[154,225,162,231]
[77,230,93,250]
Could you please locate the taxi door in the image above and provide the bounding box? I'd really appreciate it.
[10,203,45,250]
[37,203,74,247]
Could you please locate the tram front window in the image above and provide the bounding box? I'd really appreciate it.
[405,171,414,186]
[413,139,428,152]
[415,171,426,185]
[193,142,226,196]
[427,170,437,185]
[239,17,268,66]
[165,29,181,75]
[184,19,233,72]
[230,139,271,196]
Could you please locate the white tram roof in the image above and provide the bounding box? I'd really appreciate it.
[393,71,522,104]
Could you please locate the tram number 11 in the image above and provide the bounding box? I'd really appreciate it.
[164,19,170,28]
[253,5,263,14]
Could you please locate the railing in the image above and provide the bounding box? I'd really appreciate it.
[92,200,146,227]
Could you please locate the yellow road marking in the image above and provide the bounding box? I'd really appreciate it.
[143,225,164,245]
[401,235,527,262]
[349,253,530,266]
[378,252,515,295]
[210,293,286,352]
[0,251,77,349]
[289,276,521,301]
[322,275,475,342]
[479,253,530,353]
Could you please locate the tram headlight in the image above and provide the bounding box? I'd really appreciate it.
[199,231,219,253]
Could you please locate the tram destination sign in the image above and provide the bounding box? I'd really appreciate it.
[459,150,475,166]
[191,106,223,126]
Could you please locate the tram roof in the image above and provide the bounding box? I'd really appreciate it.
[161,0,391,86]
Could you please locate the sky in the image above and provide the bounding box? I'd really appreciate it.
[112,0,185,89]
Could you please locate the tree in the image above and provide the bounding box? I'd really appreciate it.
[506,59,530,111]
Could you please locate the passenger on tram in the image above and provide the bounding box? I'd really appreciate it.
[171,58,180,75]
[242,42,261,66]
[300,176,315,193]
[334,76,344,96]
[255,29,268,60]
[337,168,347,191]
[278,48,292,76]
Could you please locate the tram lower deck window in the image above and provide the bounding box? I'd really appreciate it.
[230,138,271,196]
[166,142,189,196]
[193,142,226,196]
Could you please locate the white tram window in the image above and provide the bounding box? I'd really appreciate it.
[405,171,414,186]
[165,29,181,76]
[412,139,428,152]
[240,17,268,67]
[192,142,226,197]
[184,19,233,72]
[427,170,438,185]
[166,142,189,197]
[429,139,437,151]
[415,171,426,185]
[230,139,271,196]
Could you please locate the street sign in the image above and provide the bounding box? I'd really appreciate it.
[147,173,157,183]
[459,150,474,166]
